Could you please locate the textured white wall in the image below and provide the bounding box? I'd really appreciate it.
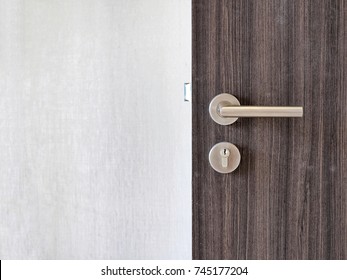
[0,0,191,259]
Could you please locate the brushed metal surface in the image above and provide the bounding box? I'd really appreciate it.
[209,94,303,125]
[209,142,241,174]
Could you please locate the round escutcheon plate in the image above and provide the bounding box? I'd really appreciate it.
[209,142,241,173]
[209,93,241,125]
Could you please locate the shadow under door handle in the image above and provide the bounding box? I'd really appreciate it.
[209,93,303,125]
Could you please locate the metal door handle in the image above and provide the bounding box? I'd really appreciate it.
[209,93,303,125]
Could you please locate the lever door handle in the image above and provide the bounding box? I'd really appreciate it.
[209,93,303,125]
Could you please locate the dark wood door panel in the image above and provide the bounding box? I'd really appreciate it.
[192,0,347,259]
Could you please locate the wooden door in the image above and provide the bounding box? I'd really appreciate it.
[192,0,347,259]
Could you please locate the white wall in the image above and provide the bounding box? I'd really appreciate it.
[0,0,191,259]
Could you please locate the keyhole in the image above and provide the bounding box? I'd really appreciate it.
[209,142,241,173]
[220,148,230,168]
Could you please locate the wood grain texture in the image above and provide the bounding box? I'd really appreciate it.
[192,0,347,259]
